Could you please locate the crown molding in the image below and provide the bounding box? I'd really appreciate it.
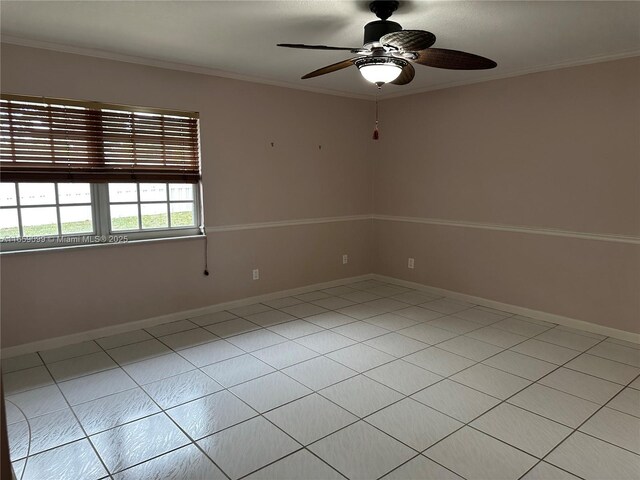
[2,35,639,102]
[378,49,640,100]
[0,35,374,101]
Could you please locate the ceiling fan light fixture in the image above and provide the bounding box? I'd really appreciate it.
[355,57,406,85]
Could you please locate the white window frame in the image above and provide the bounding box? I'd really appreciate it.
[0,182,202,252]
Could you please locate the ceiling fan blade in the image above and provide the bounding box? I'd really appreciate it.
[301,57,362,79]
[277,43,359,52]
[414,48,497,70]
[380,30,436,52]
[391,62,415,85]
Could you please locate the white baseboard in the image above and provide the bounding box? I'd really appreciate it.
[374,274,640,344]
[1,274,374,359]
[3,272,637,358]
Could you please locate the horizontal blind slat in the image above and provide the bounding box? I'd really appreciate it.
[0,95,200,183]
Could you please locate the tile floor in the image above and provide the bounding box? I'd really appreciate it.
[3,279,640,480]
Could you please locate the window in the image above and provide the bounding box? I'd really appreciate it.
[0,95,202,251]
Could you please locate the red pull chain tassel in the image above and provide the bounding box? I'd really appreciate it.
[372,96,380,140]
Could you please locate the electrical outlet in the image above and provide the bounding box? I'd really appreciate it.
[408,258,415,269]
[342,254,348,264]
[252,269,260,280]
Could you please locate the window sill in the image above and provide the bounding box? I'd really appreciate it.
[0,233,205,256]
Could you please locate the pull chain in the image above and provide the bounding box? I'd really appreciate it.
[372,95,379,140]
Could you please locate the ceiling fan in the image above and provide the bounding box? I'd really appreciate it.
[277,0,497,87]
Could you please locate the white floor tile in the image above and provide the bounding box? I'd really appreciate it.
[282,356,357,391]
[48,352,117,382]
[365,360,442,395]
[190,310,237,326]
[404,347,475,376]
[267,319,324,339]
[201,354,275,387]
[421,298,473,315]
[157,328,218,351]
[391,291,440,305]
[309,421,415,480]
[579,407,640,454]
[492,317,552,337]
[396,323,457,344]
[197,416,300,479]
[394,306,443,322]
[466,326,528,348]
[319,375,403,417]
[107,338,171,365]
[141,369,223,409]
[521,462,581,480]
[123,353,193,384]
[225,329,287,352]
[425,426,537,480]
[453,308,508,325]
[483,350,557,381]
[306,311,357,329]
[508,383,600,428]
[6,384,68,419]
[8,408,84,460]
[511,339,581,365]
[20,439,107,480]
[367,398,462,451]
[471,403,572,458]
[535,328,602,351]
[438,336,503,361]
[1,353,43,374]
[339,290,382,304]
[326,343,395,372]
[539,367,623,404]
[265,394,357,444]
[428,316,484,335]
[179,339,244,366]
[281,303,328,318]
[382,455,463,479]
[262,296,305,308]
[145,319,198,337]
[365,313,420,331]
[607,387,640,418]
[337,303,386,320]
[96,330,153,350]
[565,353,640,385]
[295,330,356,354]
[229,371,311,412]
[3,365,53,395]
[367,285,410,297]
[40,341,103,364]
[228,303,273,317]
[311,296,357,310]
[73,387,160,435]
[252,341,319,369]
[244,309,297,327]
[204,318,260,337]
[113,444,226,480]
[364,333,429,357]
[91,413,190,473]
[245,449,344,480]
[451,364,530,399]
[58,367,136,405]
[323,285,357,296]
[295,291,332,302]
[412,379,500,423]
[332,321,389,342]
[167,390,257,440]
[546,432,640,480]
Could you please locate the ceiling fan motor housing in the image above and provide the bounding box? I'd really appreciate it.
[364,20,402,47]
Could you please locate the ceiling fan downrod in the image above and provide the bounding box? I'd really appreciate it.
[364,1,402,46]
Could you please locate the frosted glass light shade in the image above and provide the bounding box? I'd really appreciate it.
[358,63,402,84]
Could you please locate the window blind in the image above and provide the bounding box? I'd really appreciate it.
[0,94,200,183]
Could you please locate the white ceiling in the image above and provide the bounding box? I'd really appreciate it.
[1,1,639,99]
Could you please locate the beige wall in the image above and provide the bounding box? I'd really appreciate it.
[1,45,638,348]
[0,44,375,347]
[374,57,640,332]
